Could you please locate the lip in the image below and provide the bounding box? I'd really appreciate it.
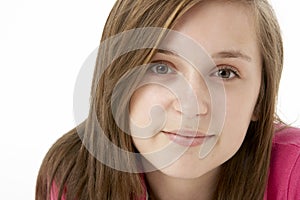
[162,130,214,147]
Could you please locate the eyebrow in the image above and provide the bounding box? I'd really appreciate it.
[212,50,252,62]
[157,49,180,57]
[156,49,252,62]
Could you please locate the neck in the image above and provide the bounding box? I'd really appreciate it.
[145,167,220,200]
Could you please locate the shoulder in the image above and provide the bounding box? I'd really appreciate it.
[273,125,300,146]
[36,125,83,200]
[265,125,300,200]
[271,126,300,163]
[41,127,83,171]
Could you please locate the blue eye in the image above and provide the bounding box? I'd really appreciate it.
[149,63,175,74]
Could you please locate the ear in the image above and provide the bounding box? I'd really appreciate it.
[251,106,259,121]
[251,113,258,121]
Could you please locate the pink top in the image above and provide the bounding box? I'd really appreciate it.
[51,126,300,199]
[263,126,300,199]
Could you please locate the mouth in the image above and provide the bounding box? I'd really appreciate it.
[162,130,215,147]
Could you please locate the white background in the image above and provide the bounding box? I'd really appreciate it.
[0,1,299,199]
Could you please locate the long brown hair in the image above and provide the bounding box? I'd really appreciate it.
[36,0,283,199]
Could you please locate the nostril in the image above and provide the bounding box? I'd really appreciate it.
[173,98,209,117]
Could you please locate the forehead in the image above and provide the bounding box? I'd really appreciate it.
[171,1,260,63]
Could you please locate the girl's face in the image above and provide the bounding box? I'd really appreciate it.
[129,1,261,178]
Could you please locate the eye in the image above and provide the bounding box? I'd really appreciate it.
[149,62,175,74]
[211,65,240,80]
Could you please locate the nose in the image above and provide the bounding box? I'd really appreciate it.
[172,70,209,118]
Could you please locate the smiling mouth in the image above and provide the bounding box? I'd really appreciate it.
[162,130,215,147]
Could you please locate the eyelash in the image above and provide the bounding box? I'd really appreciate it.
[148,61,176,75]
[148,60,240,80]
[211,65,240,80]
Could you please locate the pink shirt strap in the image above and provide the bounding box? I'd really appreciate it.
[50,181,66,200]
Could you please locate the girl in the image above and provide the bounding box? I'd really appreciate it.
[36,0,300,199]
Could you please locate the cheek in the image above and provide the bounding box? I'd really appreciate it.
[129,85,174,145]
[219,82,260,155]
[129,85,173,126]
[226,93,255,123]
[129,86,173,154]
[225,75,261,123]
[215,102,253,161]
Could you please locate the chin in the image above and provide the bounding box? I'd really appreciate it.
[162,169,203,179]
[159,156,213,179]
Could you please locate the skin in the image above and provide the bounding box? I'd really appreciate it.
[129,1,262,199]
